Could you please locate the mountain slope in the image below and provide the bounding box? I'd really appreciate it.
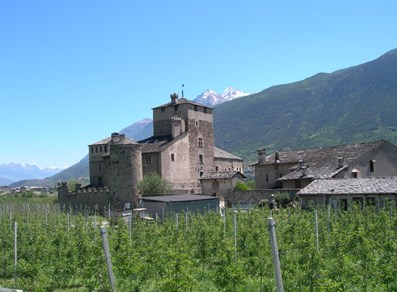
[213,48,397,162]
[0,163,63,185]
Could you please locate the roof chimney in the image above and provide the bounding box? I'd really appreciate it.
[337,157,344,168]
[257,148,266,164]
[170,93,179,104]
[275,151,280,163]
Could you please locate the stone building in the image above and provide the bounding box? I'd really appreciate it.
[253,140,397,190]
[58,94,243,210]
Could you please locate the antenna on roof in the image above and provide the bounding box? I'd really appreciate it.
[181,84,184,98]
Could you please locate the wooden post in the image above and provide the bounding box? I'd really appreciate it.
[100,227,116,292]
[14,221,18,284]
[268,217,283,292]
[314,209,319,251]
[175,213,179,230]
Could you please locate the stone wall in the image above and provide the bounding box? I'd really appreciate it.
[57,183,111,210]
[224,188,299,206]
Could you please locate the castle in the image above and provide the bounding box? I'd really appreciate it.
[58,93,243,210]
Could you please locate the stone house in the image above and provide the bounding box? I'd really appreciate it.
[58,94,243,210]
[297,177,397,209]
[200,171,246,197]
[253,140,397,190]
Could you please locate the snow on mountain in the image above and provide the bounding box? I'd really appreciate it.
[0,163,63,185]
[193,87,250,107]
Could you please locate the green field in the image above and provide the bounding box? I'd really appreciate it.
[1,195,397,291]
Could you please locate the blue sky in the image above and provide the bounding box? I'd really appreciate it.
[1,0,397,168]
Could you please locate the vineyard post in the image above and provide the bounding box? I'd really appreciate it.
[108,203,111,222]
[100,227,116,292]
[233,212,237,254]
[175,213,179,230]
[162,207,165,222]
[67,213,70,234]
[327,205,331,233]
[94,206,97,231]
[314,209,319,251]
[128,215,132,241]
[223,211,226,235]
[268,217,284,292]
[14,221,17,285]
[10,210,12,229]
[185,207,188,228]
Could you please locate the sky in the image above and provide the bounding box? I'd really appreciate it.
[1,0,397,169]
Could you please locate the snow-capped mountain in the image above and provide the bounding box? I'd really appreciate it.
[193,87,250,107]
[0,163,63,185]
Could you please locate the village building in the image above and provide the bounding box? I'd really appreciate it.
[253,140,397,190]
[58,93,243,210]
[298,177,397,210]
[200,171,246,197]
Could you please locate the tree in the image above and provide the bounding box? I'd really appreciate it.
[137,173,170,196]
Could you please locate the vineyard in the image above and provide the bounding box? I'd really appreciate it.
[1,197,397,291]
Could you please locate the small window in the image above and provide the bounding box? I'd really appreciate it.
[215,166,219,172]
[198,137,203,147]
[174,105,179,111]
[266,174,269,181]
[199,154,203,164]
[104,145,107,152]
[369,160,375,172]
[146,155,152,165]
[171,153,175,161]
[91,147,94,154]
[99,146,102,152]
[195,120,199,127]
[194,105,198,111]
[161,107,166,112]
[95,146,98,153]
[200,171,204,177]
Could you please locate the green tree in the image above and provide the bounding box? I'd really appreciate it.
[137,172,170,196]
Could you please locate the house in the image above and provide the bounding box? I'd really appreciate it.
[297,177,397,209]
[253,140,397,190]
[140,194,219,218]
[200,171,246,197]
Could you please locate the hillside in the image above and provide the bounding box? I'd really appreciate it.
[214,48,397,162]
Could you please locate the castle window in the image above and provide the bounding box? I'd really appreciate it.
[194,105,198,111]
[161,107,166,112]
[200,171,204,177]
[174,105,179,111]
[95,146,98,153]
[198,137,203,147]
[171,153,175,162]
[199,154,204,164]
[215,166,219,172]
[204,108,207,113]
[146,155,152,165]
[266,174,269,181]
[104,145,107,152]
[370,160,375,172]
[195,120,199,127]
[100,146,102,152]
[91,147,94,154]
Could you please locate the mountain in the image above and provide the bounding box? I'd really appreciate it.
[0,163,63,185]
[213,48,397,163]
[193,87,250,107]
[9,156,89,188]
[120,118,153,141]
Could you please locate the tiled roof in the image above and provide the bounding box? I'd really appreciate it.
[256,140,388,167]
[142,194,217,202]
[91,137,112,145]
[298,177,397,195]
[200,171,246,180]
[278,165,348,181]
[214,147,242,161]
[153,97,212,109]
[139,135,172,153]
